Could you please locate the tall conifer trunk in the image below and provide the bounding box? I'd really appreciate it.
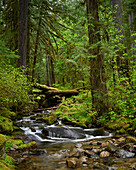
[86,0,108,114]
[18,0,28,68]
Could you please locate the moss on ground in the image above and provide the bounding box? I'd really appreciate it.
[0,117,13,134]
[0,108,16,120]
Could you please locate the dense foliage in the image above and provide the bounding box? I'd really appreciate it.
[0,41,31,110]
[0,0,135,121]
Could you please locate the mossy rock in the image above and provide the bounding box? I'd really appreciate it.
[43,115,57,125]
[0,117,13,134]
[0,134,6,159]
[0,161,10,170]
[4,154,15,165]
[6,139,23,151]
[0,159,15,170]
[18,141,37,150]
[0,108,16,120]
[0,134,6,149]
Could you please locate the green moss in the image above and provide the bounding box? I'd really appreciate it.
[0,161,10,170]
[106,117,129,130]
[0,108,16,120]
[18,141,37,150]
[4,154,15,165]
[0,134,6,148]
[117,128,126,134]
[43,115,57,125]
[5,138,23,151]
[0,117,13,134]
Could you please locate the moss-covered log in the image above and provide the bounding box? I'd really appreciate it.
[34,83,58,92]
[34,83,79,97]
[44,90,78,97]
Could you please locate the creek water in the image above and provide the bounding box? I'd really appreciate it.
[15,109,113,169]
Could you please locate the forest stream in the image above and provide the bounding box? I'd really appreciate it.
[11,109,136,170]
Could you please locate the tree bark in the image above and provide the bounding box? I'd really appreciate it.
[17,0,28,69]
[32,12,42,83]
[86,0,108,114]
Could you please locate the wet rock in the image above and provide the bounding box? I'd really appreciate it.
[101,141,109,147]
[100,151,110,157]
[75,143,82,148]
[84,150,98,159]
[35,149,47,155]
[116,149,135,158]
[66,157,80,168]
[42,126,86,139]
[10,144,18,151]
[69,148,84,158]
[106,143,118,153]
[92,148,100,154]
[93,162,109,170]
[79,156,88,163]
[85,127,106,136]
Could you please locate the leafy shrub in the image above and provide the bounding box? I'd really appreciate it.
[0,40,31,110]
[0,65,31,110]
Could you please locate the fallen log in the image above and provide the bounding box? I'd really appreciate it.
[44,89,79,97]
[33,83,79,97]
[34,83,58,91]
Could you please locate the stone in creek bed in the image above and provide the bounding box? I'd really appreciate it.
[116,149,135,158]
[66,157,81,168]
[100,151,110,157]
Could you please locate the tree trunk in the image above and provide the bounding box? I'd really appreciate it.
[32,11,42,83]
[17,0,28,69]
[86,0,108,114]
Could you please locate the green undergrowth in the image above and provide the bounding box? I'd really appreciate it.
[54,92,98,127]
[54,91,136,134]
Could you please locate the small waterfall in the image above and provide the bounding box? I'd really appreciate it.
[15,110,112,144]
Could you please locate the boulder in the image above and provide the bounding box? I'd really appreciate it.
[42,126,86,139]
[0,117,13,134]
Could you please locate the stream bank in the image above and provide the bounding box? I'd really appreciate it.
[0,105,136,169]
[7,110,136,169]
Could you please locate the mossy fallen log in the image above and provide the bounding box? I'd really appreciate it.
[44,89,79,97]
[34,83,58,91]
[34,83,79,97]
